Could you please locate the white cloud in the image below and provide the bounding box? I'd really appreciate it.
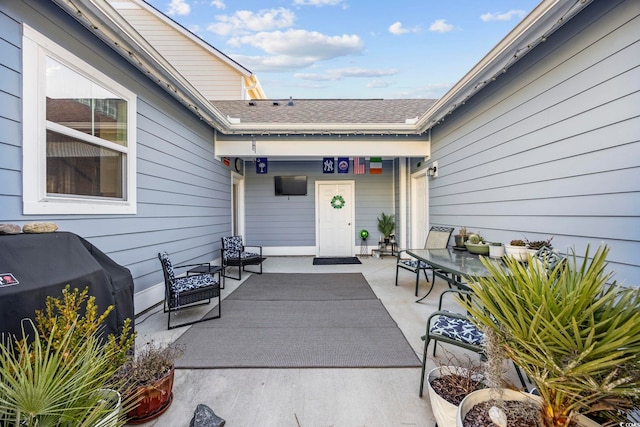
[230,29,363,59]
[388,22,408,35]
[167,0,190,16]
[210,0,225,9]
[295,67,398,81]
[293,0,344,6]
[207,8,295,36]
[429,19,453,33]
[388,21,419,35]
[480,10,526,22]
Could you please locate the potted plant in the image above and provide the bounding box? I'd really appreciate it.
[460,244,640,427]
[24,285,137,427]
[0,319,129,427]
[427,355,485,427]
[525,236,554,255]
[454,227,468,248]
[464,233,489,255]
[377,212,395,244]
[504,239,527,261]
[112,341,184,424]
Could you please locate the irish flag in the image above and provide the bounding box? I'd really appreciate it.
[369,157,382,174]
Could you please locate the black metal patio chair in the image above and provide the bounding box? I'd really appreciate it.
[419,289,529,397]
[221,236,265,280]
[158,252,221,330]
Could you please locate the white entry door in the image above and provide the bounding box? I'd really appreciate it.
[317,181,355,257]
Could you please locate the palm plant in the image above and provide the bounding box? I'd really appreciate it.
[377,212,395,239]
[462,245,640,427]
[0,320,127,426]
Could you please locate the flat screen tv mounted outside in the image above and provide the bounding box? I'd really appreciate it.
[275,175,307,196]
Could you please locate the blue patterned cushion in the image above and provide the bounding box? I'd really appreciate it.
[160,252,175,281]
[223,236,243,252]
[400,259,431,269]
[171,274,218,293]
[431,314,484,346]
[227,251,260,260]
[170,274,218,308]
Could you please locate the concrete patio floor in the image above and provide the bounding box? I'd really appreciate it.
[131,255,468,427]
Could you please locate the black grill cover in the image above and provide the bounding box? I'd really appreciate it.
[0,231,134,341]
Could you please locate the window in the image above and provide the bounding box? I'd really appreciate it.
[22,25,137,214]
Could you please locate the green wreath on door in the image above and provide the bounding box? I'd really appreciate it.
[330,195,345,209]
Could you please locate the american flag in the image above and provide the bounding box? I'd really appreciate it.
[354,157,366,174]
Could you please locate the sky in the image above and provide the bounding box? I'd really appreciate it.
[145,0,541,100]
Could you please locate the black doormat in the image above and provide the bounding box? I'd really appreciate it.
[313,257,362,265]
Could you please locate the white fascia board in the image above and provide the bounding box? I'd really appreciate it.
[224,122,421,135]
[215,138,430,158]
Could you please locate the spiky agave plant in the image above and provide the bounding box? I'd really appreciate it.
[462,245,640,427]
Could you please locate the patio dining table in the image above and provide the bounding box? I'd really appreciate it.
[406,248,498,302]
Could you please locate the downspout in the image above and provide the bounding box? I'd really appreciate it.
[398,158,408,249]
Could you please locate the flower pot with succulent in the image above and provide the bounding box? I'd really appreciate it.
[504,239,527,261]
[113,341,184,424]
[461,245,640,427]
[377,212,395,244]
[464,233,489,255]
[524,236,554,255]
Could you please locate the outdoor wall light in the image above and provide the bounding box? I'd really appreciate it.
[427,161,438,177]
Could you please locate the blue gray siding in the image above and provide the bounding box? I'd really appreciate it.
[244,160,395,248]
[428,0,640,285]
[0,1,231,299]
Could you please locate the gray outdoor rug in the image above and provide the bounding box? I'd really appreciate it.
[173,273,420,369]
[225,272,377,301]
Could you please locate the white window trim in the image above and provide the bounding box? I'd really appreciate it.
[22,24,137,215]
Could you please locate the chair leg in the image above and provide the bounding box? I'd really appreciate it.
[167,294,222,330]
[395,265,400,287]
[415,269,420,296]
[513,362,529,392]
[222,263,242,280]
[419,336,432,397]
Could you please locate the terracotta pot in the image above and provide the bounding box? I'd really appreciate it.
[126,366,175,424]
[457,388,601,427]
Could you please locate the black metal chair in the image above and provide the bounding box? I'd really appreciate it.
[395,226,454,297]
[220,236,265,280]
[419,289,529,397]
[158,252,221,330]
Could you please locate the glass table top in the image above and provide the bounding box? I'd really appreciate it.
[406,248,497,278]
